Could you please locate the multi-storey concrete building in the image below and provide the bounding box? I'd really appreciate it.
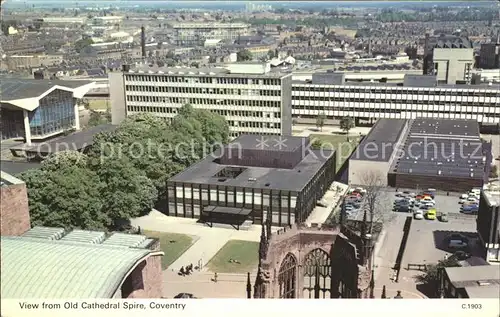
[109,63,293,137]
[292,73,500,126]
[171,22,249,46]
[423,35,475,84]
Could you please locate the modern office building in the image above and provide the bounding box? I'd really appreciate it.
[291,73,500,126]
[423,35,475,84]
[348,118,490,192]
[109,63,293,137]
[0,79,95,145]
[164,135,336,226]
[477,186,500,263]
[387,119,488,192]
[171,22,250,46]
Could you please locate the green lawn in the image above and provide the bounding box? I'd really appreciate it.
[310,133,362,171]
[87,99,110,110]
[143,230,195,269]
[207,240,259,273]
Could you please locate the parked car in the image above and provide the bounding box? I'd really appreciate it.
[398,205,411,213]
[395,191,403,197]
[461,205,478,213]
[426,208,437,220]
[414,210,424,220]
[438,213,449,222]
[460,194,469,199]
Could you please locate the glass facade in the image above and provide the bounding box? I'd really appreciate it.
[165,154,336,226]
[29,90,75,137]
[0,107,24,140]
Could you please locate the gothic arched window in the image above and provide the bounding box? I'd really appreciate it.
[303,248,331,298]
[278,253,297,298]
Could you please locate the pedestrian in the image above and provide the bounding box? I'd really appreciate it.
[214,272,218,283]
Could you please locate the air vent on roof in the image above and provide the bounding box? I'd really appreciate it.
[470,173,474,177]
[158,71,164,74]
[178,71,184,75]
[218,178,226,182]
[409,169,412,173]
[438,170,442,175]
[248,178,256,181]
[477,281,490,286]
[265,183,270,187]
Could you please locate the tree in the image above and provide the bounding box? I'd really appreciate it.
[311,138,323,150]
[74,38,94,53]
[340,116,355,141]
[267,49,275,59]
[415,257,460,297]
[95,157,157,228]
[316,113,326,132]
[19,166,106,230]
[490,165,498,178]
[41,151,89,171]
[87,110,111,128]
[237,49,253,62]
[360,170,385,235]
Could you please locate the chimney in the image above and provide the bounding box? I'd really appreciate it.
[141,26,146,58]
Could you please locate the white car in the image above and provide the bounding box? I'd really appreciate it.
[466,197,478,204]
[460,194,469,199]
[413,210,424,220]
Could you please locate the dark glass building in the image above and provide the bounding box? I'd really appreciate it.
[165,135,336,226]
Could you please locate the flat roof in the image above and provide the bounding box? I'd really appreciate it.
[25,124,117,155]
[291,80,500,91]
[234,134,306,152]
[351,119,407,162]
[391,119,485,179]
[169,148,334,192]
[1,227,159,298]
[445,265,500,289]
[464,285,500,298]
[128,65,289,78]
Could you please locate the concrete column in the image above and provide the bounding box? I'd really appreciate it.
[74,102,81,130]
[23,110,32,146]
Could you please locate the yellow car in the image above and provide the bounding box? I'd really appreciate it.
[426,209,437,220]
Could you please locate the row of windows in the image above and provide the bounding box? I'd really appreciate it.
[212,110,281,118]
[126,85,282,96]
[127,96,281,108]
[292,105,500,117]
[127,106,175,114]
[227,121,281,129]
[293,85,499,98]
[292,95,498,104]
[293,110,500,118]
[125,75,281,86]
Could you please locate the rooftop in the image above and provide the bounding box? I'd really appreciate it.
[1,79,93,101]
[445,265,500,289]
[1,227,160,299]
[391,119,485,179]
[169,136,334,192]
[0,171,25,186]
[483,186,500,207]
[128,64,288,78]
[351,119,407,162]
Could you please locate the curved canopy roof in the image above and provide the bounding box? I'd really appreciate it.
[1,235,154,298]
[0,79,95,111]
